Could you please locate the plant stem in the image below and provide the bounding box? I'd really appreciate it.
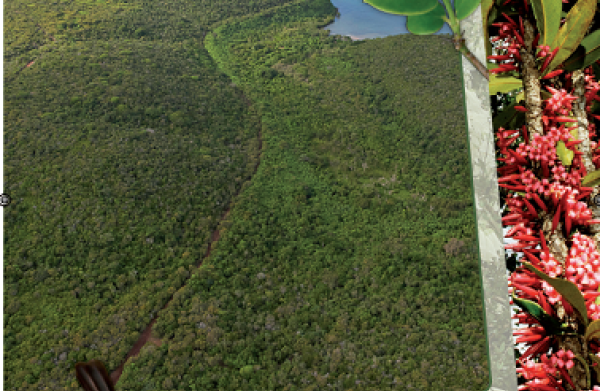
[452,33,489,81]
[572,69,600,255]
[441,3,489,81]
[519,19,544,138]
[573,69,594,175]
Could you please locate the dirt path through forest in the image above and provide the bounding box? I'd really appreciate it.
[110,93,261,385]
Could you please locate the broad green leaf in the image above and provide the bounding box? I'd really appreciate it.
[569,127,578,140]
[487,4,498,25]
[524,262,589,327]
[530,0,562,48]
[562,30,600,71]
[585,320,600,342]
[579,30,600,69]
[594,59,600,79]
[511,292,564,335]
[582,170,600,187]
[455,0,483,20]
[514,90,524,102]
[489,74,522,95]
[493,101,519,130]
[406,3,446,35]
[561,45,587,72]
[482,0,494,25]
[363,0,439,16]
[541,90,553,101]
[507,110,526,133]
[547,0,597,73]
[556,140,574,166]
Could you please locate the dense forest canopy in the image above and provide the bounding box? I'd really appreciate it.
[4,0,489,389]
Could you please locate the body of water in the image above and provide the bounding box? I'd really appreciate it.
[324,0,454,40]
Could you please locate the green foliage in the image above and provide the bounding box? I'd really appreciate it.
[5,0,489,389]
[363,0,439,16]
[4,39,261,389]
[363,0,482,36]
[545,0,597,74]
[405,4,447,35]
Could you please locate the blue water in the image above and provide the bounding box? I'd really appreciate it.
[324,0,454,40]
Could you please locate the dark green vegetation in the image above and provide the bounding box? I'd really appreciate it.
[5,0,489,389]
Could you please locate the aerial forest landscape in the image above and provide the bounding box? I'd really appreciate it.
[4,0,491,390]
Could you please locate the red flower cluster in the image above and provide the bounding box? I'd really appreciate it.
[488,0,600,389]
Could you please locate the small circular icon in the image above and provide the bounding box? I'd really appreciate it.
[594,194,600,207]
[0,194,10,207]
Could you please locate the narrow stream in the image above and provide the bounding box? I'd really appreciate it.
[110,93,262,385]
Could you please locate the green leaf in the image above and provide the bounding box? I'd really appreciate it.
[556,140,574,166]
[569,127,578,141]
[455,0,483,20]
[487,4,498,25]
[524,262,589,328]
[511,89,551,104]
[582,170,600,187]
[482,0,494,24]
[514,90,524,103]
[562,30,600,72]
[483,0,497,58]
[585,320,600,342]
[561,45,587,72]
[511,292,564,335]
[578,29,600,69]
[406,3,447,35]
[363,0,439,16]
[594,60,600,79]
[489,73,522,95]
[487,62,500,70]
[529,0,562,48]
[541,89,553,101]
[507,110,526,133]
[547,0,598,73]
[493,101,519,131]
